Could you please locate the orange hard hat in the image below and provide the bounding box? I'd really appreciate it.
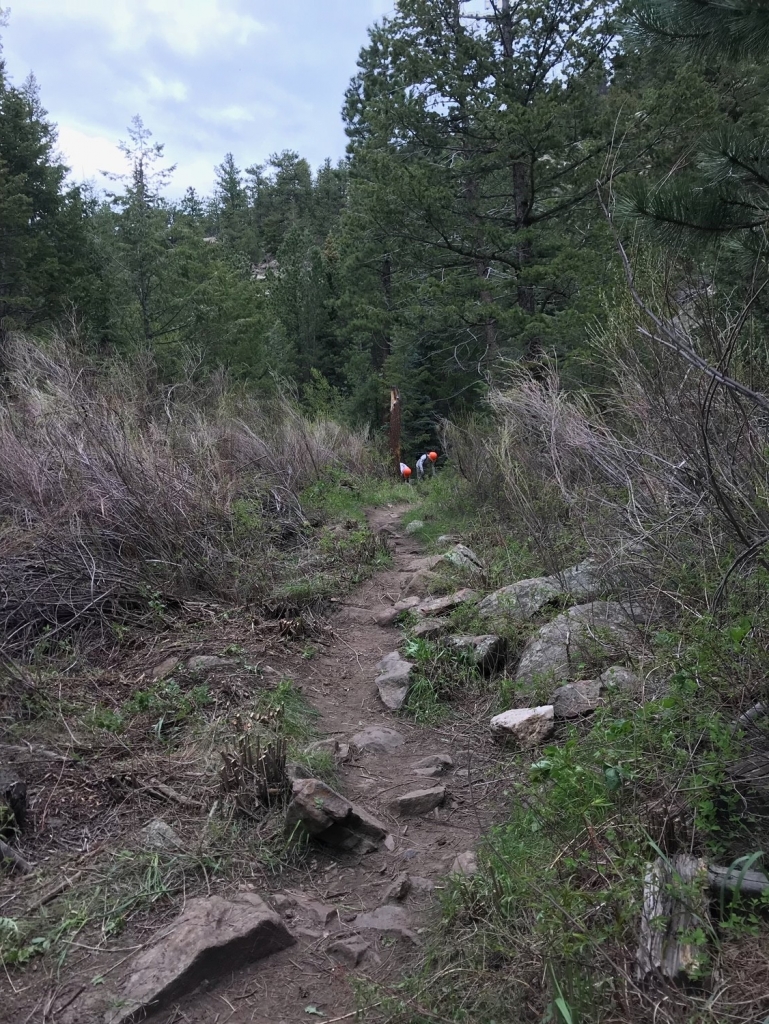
[428,451,438,461]
[402,466,412,477]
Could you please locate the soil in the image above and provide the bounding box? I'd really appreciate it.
[1,506,502,1024]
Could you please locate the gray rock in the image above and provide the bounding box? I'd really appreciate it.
[442,544,483,572]
[385,872,412,902]
[451,850,479,877]
[413,766,443,778]
[374,596,421,626]
[411,617,451,640]
[403,568,441,598]
[551,679,604,718]
[478,577,560,624]
[151,656,180,681]
[285,778,388,851]
[446,634,507,673]
[305,738,340,756]
[437,534,459,544]
[353,904,417,942]
[106,894,294,1023]
[328,935,370,967]
[417,589,477,618]
[490,706,555,748]
[349,726,405,753]
[140,819,183,853]
[409,875,436,892]
[413,753,454,772]
[390,786,446,817]
[600,665,642,692]
[186,655,232,673]
[286,762,314,782]
[555,560,603,602]
[405,520,425,534]
[515,601,637,685]
[375,652,415,711]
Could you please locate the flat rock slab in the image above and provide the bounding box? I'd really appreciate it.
[353,904,417,942]
[390,786,446,816]
[417,589,477,618]
[515,601,637,685]
[186,655,233,673]
[375,651,415,711]
[107,894,294,1023]
[286,778,388,851]
[374,596,421,626]
[446,634,507,673]
[478,577,560,624]
[413,753,453,773]
[490,706,555,748]
[349,726,405,753]
[551,679,604,718]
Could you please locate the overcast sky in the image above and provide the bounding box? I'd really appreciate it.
[3,0,393,197]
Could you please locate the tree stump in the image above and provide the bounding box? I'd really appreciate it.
[637,854,710,983]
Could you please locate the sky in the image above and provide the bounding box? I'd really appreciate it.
[2,0,394,197]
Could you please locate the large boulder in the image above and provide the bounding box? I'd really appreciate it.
[515,601,638,685]
[553,560,603,602]
[285,778,388,851]
[375,652,415,710]
[550,679,604,718]
[107,894,294,1023]
[477,577,560,624]
[446,634,507,673]
[490,706,555,748]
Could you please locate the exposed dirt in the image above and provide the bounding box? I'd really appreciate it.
[2,506,502,1024]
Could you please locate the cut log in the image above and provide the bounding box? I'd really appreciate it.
[708,863,769,897]
[637,854,710,983]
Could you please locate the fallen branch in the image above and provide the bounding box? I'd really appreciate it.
[0,838,33,875]
[708,864,769,897]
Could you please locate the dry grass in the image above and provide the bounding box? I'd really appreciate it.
[0,334,377,661]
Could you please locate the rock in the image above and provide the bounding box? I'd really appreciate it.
[446,634,507,673]
[413,753,454,772]
[417,589,477,618]
[349,726,405,753]
[413,766,443,778]
[286,762,314,782]
[411,617,450,640]
[437,534,458,544]
[353,904,417,942]
[305,738,340,756]
[186,655,232,673]
[375,652,414,711]
[551,679,604,718]
[390,786,446,816]
[555,560,603,601]
[328,935,370,967]
[283,892,338,926]
[152,656,180,681]
[384,834,396,852]
[600,665,642,691]
[107,894,294,1023]
[374,596,421,626]
[285,778,388,851]
[451,850,479,877]
[490,706,555,748]
[442,544,483,572]
[405,520,425,534]
[515,601,637,685]
[385,872,412,901]
[140,819,183,853]
[477,577,560,624]
[409,875,436,892]
[336,743,351,761]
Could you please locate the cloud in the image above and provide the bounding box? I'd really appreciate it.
[55,123,128,184]
[11,0,267,56]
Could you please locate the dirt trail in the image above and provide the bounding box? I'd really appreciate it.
[157,505,495,1024]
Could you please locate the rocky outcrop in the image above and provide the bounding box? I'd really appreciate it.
[107,894,294,1023]
[446,634,507,673]
[515,601,638,685]
[285,778,388,851]
[490,706,555,747]
[375,651,414,710]
[550,679,604,718]
[478,577,561,624]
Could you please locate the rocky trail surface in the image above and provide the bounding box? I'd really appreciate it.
[17,506,497,1024]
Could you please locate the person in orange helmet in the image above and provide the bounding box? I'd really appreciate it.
[399,462,412,484]
[416,450,439,480]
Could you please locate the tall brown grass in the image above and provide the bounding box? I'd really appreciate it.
[0,334,375,659]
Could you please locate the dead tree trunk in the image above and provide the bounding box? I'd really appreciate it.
[637,854,710,983]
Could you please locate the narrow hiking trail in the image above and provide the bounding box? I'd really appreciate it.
[158,503,497,1024]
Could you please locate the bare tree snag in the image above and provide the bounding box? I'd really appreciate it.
[389,386,402,476]
[637,854,710,983]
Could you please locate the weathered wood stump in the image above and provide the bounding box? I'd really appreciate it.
[637,854,710,983]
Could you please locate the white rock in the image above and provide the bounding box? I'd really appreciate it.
[405,520,425,534]
[349,726,405,753]
[375,652,414,710]
[442,544,483,572]
[490,706,555,748]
